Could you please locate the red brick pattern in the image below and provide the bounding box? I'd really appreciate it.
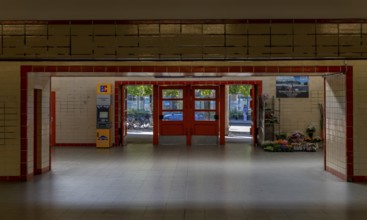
[326,166,347,181]
[15,65,352,74]
[20,66,31,181]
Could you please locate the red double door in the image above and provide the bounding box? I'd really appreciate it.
[158,85,220,145]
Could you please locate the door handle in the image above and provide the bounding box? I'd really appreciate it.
[159,115,163,120]
[214,115,219,120]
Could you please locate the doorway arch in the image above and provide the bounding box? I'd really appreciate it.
[19,65,353,181]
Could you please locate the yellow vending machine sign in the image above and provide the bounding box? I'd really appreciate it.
[96,129,112,148]
[96,83,113,148]
[96,83,112,95]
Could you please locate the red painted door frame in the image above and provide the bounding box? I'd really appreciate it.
[117,81,261,147]
[153,85,159,145]
[50,91,56,146]
[158,85,188,144]
[33,89,42,175]
[219,85,226,145]
[190,85,220,143]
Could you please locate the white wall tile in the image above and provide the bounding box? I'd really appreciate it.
[325,74,346,175]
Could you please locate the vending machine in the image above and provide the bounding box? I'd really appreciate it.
[96,83,113,148]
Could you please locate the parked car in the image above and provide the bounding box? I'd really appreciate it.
[163,113,183,121]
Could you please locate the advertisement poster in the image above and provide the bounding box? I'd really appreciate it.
[276,76,309,98]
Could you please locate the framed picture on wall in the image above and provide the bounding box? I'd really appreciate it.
[276,76,309,98]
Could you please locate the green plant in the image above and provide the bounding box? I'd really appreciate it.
[306,125,316,138]
[229,85,251,96]
[275,132,287,140]
[229,109,241,119]
[126,85,152,97]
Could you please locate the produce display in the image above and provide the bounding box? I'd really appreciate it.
[262,131,321,152]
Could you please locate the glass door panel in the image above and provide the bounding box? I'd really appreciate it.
[195,100,216,110]
[195,89,216,99]
[159,87,186,138]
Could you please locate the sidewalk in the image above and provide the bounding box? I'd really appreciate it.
[229,119,252,126]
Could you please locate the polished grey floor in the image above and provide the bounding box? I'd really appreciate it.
[1,142,367,220]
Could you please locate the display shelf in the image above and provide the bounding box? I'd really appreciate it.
[258,95,279,145]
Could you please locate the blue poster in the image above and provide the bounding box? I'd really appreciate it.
[276,76,309,98]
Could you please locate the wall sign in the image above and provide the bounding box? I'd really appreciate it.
[276,76,309,98]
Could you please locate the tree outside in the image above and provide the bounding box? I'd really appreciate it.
[229,85,252,122]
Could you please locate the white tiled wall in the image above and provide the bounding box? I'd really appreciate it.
[352,63,367,176]
[254,76,324,135]
[325,74,346,175]
[27,73,51,174]
[0,63,20,176]
[52,77,115,144]
[52,76,324,144]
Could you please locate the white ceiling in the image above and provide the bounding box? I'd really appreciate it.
[1,0,366,20]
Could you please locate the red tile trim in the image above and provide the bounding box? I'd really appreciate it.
[94,66,106,72]
[33,66,45,72]
[323,77,326,170]
[279,66,292,72]
[0,176,22,181]
[20,66,29,181]
[155,66,167,72]
[142,66,155,72]
[35,166,51,175]
[315,66,328,72]
[192,66,205,72]
[326,166,347,181]
[345,67,354,181]
[118,66,131,72]
[229,66,241,72]
[205,66,218,72]
[303,66,316,72]
[69,20,93,25]
[131,66,143,72]
[167,66,180,72]
[114,82,120,146]
[291,67,304,72]
[47,20,71,25]
[69,66,82,72]
[328,66,341,72]
[352,176,367,182]
[219,85,226,145]
[153,85,159,145]
[56,66,69,72]
[81,66,94,72]
[45,66,57,72]
[2,19,367,26]
[180,66,192,73]
[26,173,34,181]
[254,66,266,72]
[106,66,118,72]
[265,66,278,73]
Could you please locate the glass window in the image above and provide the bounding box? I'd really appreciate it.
[195,111,216,121]
[162,100,183,110]
[195,89,216,99]
[162,112,183,121]
[162,89,183,99]
[195,101,216,110]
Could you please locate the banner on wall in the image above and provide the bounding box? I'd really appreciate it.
[276,76,309,98]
